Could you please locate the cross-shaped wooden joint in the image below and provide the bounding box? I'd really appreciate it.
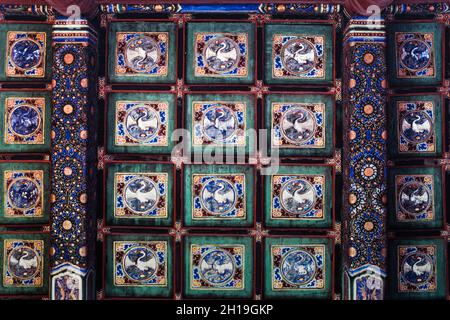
[96,219,110,242]
[248,14,271,25]
[170,222,188,242]
[438,83,450,98]
[251,80,269,99]
[100,13,114,28]
[436,13,450,24]
[334,79,342,102]
[326,148,342,173]
[440,153,450,171]
[170,148,189,170]
[442,224,450,240]
[171,79,189,98]
[97,147,112,170]
[249,151,274,171]
[249,222,268,242]
[171,13,192,26]
[327,222,342,244]
[97,289,104,300]
[98,77,111,100]
[328,12,343,30]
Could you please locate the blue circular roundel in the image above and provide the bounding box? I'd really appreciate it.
[8,178,40,209]
[123,246,157,282]
[10,105,40,136]
[281,250,317,285]
[401,252,434,286]
[399,39,431,71]
[200,178,236,215]
[200,249,235,285]
[202,106,237,142]
[11,39,42,70]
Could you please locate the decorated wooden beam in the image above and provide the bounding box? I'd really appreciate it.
[386,2,450,14]
[98,3,342,14]
[342,16,388,300]
[1,2,448,18]
[0,4,54,17]
[50,17,98,300]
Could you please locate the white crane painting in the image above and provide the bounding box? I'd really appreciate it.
[200,249,235,285]
[401,252,434,286]
[399,39,431,71]
[125,36,159,72]
[204,37,239,73]
[123,246,157,281]
[281,250,316,285]
[399,182,431,215]
[281,107,316,144]
[282,38,316,75]
[8,246,39,279]
[202,106,237,143]
[124,177,159,213]
[401,111,432,143]
[201,178,236,215]
[125,104,159,142]
[281,179,316,215]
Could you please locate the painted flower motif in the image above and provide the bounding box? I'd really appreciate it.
[355,211,382,242]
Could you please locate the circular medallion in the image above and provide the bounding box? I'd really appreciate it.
[10,39,42,70]
[123,246,157,281]
[280,179,316,215]
[281,250,317,286]
[281,38,317,75]
[124,104,159,142]
[125,36,159,73]
[281,107,316,144]
[204,36,240,73]
[200,249,235,285]
[399,39,432,72]
[7,178,40,210]
[200,178,236,215]
[399,181,431,216]
[401,252,434,286]
[202,106,237,142]
[124,177,159,213]
[7,246,39,280]
[400,111,433,144]
[9,105,41,137]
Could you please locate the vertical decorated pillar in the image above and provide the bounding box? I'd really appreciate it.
[50,17,98,300]
[342,16,388,300]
